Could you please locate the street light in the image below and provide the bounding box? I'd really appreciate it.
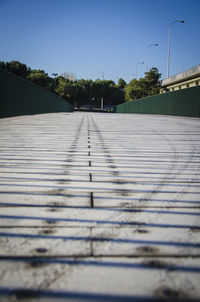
[167,20,184,78]
[136,62,144,79]
[52,73,58,91]
[146,43,158,73]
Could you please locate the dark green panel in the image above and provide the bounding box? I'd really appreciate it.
[0,68,73,118]
[116,86,200,117]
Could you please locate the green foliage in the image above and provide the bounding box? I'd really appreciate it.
[89,80,124,107]
[0,61,6,70]
[0,60,127,107]
[55,77,125,108]
[1,60,161,108]
[27,69,52,91]
[125,78,147,101]
[117,78,126,89]
[125,68,161,101]
[0,60,30,79]
[55,77,79,105]
[144,67,161,96]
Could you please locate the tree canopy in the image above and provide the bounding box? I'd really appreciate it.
[27,69,53,91]
[0,60,30,79]
[117,78,127,89]
[0,60,162,108]
[125,68,161,101]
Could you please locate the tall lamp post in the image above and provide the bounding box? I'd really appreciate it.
[167,20,184,78]
[52,73,58,92]
[136,62,144,79]
[146,43,158,73]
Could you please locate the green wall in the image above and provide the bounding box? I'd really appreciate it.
[116,86,200,117]
[0,68,73,118]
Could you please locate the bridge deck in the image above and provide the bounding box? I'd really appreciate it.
[0,112,200,301]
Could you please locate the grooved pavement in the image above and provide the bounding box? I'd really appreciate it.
[0,112,200,301]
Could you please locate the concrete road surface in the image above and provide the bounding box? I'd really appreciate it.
[0,112,200,301]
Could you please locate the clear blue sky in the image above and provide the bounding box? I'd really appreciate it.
[0,0,199,83]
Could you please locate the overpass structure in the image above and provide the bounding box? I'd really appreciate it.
[0,112,199,301]
[161,65,200,93]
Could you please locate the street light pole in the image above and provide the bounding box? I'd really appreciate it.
[136,62,144,79]
[167,20,184,78]
[52,73,58,92]
[146,43,158,73]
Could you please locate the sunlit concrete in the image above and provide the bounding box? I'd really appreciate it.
[0,112,200,301]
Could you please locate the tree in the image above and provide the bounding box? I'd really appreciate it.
[117,78,126,89]
[125,78,147,101]
[55,77,71,99]
[27,69,52,91]
[76,79,93,108]
[55,76,80,105]
[125,68,161,101]
[144,67,161,96]
[0,61,7,70]
[1,60,30,79]
[0,59,161,107]
[90,80,121,107]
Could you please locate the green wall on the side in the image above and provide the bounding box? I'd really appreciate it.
[117,86,200,117]
[0,68,73,118]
